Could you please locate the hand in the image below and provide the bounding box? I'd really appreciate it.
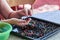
[17,4,32,16]
[1,18,31,26]
[8,9,32,19]
[17,9,32,17]
[8,4,32,18]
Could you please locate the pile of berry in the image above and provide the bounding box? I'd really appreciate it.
[13,18,60,39]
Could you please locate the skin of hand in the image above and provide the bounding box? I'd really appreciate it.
[9,9,32,18]
[0,0,32,19]
[0,0,32,26]
[1,18,31,26]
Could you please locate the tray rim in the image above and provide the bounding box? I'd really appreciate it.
[11,17,60,40]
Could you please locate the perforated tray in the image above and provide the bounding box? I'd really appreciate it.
[11,17,60,40]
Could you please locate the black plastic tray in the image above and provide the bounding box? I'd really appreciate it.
[11,17,60,40]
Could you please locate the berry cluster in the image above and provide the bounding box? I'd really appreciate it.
[13,18,60,39]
